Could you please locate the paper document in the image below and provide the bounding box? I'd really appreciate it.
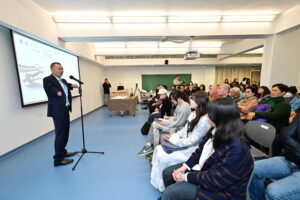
[111,96,128,99]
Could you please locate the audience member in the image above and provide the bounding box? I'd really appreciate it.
[229,87,241,103]
[188,85,194,93]
[230,78,239,87]
[257,86,270,102]
[251,81,259,94]
[247,83,291,156]
[241,77,248,85]
[151,92,210,192]
[155,85,161,94]
[240,84,246,94]
[249,113,300,200]
[148,95,161,114]
[161,98,253,200]
[208,85,218,101]
[247,83,290,132]
[285,86,300,112]
[224,78,229,84]
[137,91,191,156]
[237,87,258,121]
[199,84,206,92]
[217,83,230,98]
[179,85,185,93]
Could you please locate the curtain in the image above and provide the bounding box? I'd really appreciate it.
[215,66,253,85]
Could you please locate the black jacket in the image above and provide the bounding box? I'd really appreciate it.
[43,75,73,117]
[102,82,111,94]
[160,97,172,117]
[281,113,300,167]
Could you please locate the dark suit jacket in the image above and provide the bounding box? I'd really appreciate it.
[43,74,73,117]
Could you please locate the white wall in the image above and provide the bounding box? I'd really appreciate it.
[105,65,215,94]
[79,58,106,113]
[64,42,96,61]
[261,26,300,87]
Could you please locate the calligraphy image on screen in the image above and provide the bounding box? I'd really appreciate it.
[12,31,80,106]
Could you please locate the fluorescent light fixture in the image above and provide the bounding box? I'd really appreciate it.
[93,42,126,48]
[112,16,166,23]
[222,15,276,22]
[159,42,189,48]
[168,16,221,23]
[53,15,111,23]
[192,42,223,48]
[112,11,166,16]
[126,42,158,48]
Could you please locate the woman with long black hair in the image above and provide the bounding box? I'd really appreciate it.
[161,98,254,200]
[150,92,211,192]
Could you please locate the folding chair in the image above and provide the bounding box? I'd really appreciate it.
[245,121,276,160]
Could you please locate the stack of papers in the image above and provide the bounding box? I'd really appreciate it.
[111,96,128,99]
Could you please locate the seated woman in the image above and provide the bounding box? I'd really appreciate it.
[137,91,191,156]
[257,86,271,102]
[247,83,291,155]
[161,98,253,200]
[237,87,258,121]
[151,92,211,192]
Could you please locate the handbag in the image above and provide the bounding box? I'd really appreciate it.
[160,137,187,154]
[140,122,151,135]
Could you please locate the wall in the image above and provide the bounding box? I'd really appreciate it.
[261,26,300,87]
[105,65,215,94]
[79,58,106,113]
[64,42,96,61]
[0,27,105,156]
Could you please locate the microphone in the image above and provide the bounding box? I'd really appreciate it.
[69,75,84,84]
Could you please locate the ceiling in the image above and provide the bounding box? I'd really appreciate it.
[31,0,300,57]
[33,0,300,14]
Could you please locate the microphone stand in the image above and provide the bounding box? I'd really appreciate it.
[72,83,104,171]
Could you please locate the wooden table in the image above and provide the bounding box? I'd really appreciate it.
[108,96,138,116]
[111,89,128,97]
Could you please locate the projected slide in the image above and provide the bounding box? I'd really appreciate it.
[12,32,80,106]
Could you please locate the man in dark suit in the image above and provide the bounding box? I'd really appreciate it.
[43,62,78,167]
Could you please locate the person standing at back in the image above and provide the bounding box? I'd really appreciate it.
[173,75,183,86]
[43,62,78,167]
[103,78,111,106]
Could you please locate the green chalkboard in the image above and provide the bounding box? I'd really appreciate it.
[142,74,191,91]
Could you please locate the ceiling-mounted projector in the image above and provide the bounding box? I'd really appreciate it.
[184,50,200,60]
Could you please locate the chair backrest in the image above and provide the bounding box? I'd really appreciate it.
[245,121,276,156]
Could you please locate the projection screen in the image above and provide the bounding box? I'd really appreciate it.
[12,31,80,107]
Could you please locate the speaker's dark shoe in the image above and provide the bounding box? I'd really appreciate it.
[65,152,76,157]
[54,158,74,167]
